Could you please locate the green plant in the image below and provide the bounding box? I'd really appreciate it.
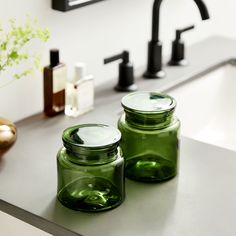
[0,16,50,80]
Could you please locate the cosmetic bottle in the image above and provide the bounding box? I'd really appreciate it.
[43,49,67,116]
[65,62,94,117]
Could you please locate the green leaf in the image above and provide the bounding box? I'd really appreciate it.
[9,51,18,59]
[0,16,50,79]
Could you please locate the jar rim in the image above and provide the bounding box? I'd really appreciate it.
[62,124,121,150]
[121,91,176,114]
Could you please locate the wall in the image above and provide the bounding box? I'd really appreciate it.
[0,0,235,122]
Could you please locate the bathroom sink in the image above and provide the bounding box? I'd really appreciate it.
[166,59,236,151]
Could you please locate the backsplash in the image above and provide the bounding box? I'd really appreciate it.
[0,0,235,122]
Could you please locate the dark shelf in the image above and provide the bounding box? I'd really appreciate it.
[52,0,105,12]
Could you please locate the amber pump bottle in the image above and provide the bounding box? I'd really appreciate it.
[44,49,67,116]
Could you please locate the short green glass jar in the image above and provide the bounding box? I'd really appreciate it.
[57,124,125,212]
[118,92,180,182]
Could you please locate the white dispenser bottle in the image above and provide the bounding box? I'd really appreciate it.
[65,62,94,117]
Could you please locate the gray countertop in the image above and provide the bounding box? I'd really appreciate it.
[1,36,236,236]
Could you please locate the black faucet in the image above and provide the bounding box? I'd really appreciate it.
[143,0,210,79]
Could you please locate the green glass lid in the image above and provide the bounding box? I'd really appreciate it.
[63,124,121,148]
[121,91,176,113]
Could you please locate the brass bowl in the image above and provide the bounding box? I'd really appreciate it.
[0,117,17,157]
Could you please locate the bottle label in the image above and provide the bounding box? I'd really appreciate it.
[77,78,94,113]
[53,66,67,93]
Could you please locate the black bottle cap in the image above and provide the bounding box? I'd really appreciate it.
[50,49,60,67]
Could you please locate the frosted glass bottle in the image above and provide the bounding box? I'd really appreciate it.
[65,62,94,117]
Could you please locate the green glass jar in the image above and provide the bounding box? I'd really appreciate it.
[118,92,180,182]
[57,124,125,212]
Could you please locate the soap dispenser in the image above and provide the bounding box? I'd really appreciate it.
[65,62,94,117]
[168,25,195,66]
[104,51,137,92]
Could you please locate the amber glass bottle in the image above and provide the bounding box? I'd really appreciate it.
[44,49,67,116]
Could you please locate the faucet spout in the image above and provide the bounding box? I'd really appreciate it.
[193,0,210,20]
[144,0,210,79]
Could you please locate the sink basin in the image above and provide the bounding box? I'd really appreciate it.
[166,59,236,151]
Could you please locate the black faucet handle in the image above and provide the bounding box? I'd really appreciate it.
[104,51,130,64]
[104,51,138,92]
[168,25,195,66]
[176,25,195,40]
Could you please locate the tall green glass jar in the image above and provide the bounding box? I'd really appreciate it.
[57,124,125,212]
[118,92,180,182]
